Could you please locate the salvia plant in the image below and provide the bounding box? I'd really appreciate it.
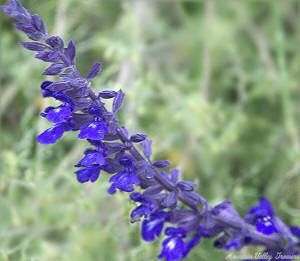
[1,1,300,260]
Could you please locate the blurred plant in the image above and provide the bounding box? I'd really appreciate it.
[1,0,300,261]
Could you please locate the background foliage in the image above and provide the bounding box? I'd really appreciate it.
[0,0,300,260]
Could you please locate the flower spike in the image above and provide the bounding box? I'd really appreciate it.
[2,1,299,260]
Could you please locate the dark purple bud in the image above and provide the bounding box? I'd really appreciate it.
[153,160,170,168]
[40,81,53,97]
[130,133,147,143]
[43,63,65,75]
[177,181,196,192]
[87,62,102,79]
[41,80,53,89]
[35,51,60,62]
[141,139,152,159]
[20,41,47,51]
[130,192,143,202]
[118,126,129,140]
[112,90,125,113]
[31,14,46,35]
[65,40,76,65]
[45,36,64,49]
[46,81,71,92]
[98,90,117,99]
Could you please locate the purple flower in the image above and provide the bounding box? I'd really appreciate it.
[108,170,140,193]
[75,166,101,183]
[130,133,147,143]
[142,211,169,242]
[158,227,187,261]
[108,155,140,194]
[41,105,72,124]
[245,198,278,235]
[130,192,154,222]
[45,36,64,50]
[75,149,105,167]
[37,124,66,144]
[78,120,108,140]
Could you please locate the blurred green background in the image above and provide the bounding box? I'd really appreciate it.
[1,0,300,260]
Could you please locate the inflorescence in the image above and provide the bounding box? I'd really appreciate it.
[2,1,300,260]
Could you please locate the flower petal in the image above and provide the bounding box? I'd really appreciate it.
[36,124,65,144]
